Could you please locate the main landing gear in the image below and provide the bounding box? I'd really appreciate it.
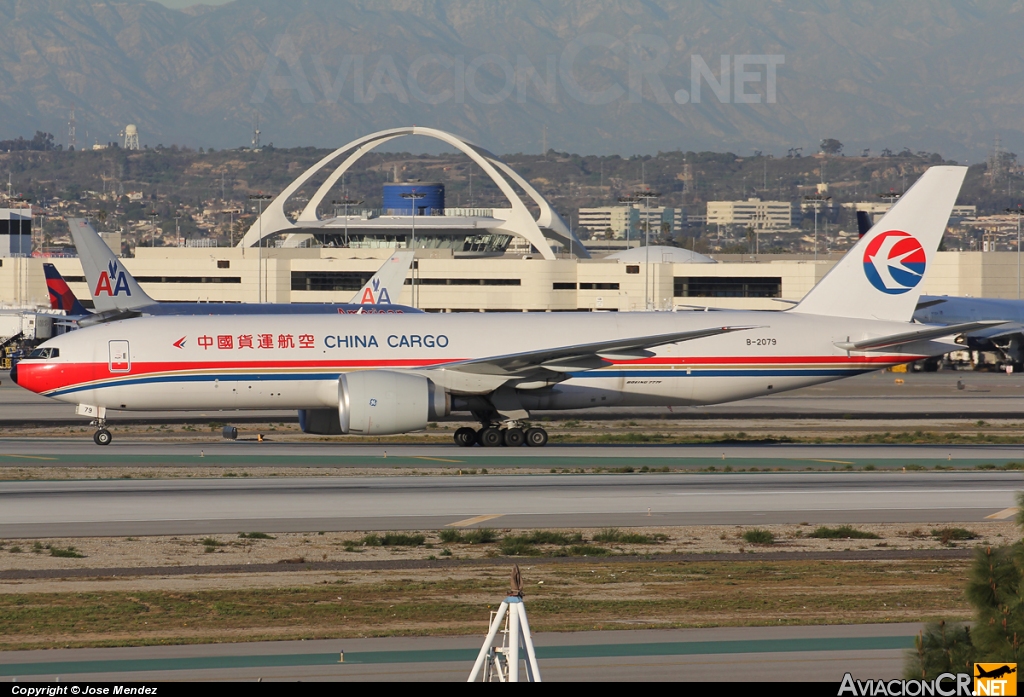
[453,424,548,448]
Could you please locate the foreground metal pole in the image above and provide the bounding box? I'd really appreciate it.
[468,601,509,682]
[508,597,521,682]
[517,600,542,681]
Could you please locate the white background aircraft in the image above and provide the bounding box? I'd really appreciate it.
[14,167,995,447]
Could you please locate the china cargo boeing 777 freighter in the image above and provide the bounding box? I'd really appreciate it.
[13,167,996,447]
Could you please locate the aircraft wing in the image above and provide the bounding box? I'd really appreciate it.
[430,325,760,377]
[349,251,414,305]
[834,321,1006,351]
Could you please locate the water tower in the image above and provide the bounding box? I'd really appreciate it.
[123,124,139,150]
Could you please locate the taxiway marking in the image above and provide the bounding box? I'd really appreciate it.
[446,514,504,527]
[985,507,1019,520]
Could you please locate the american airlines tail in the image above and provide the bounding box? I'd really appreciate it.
[349,250,414,305]
[67,218,155,312]
[791,165,967,322]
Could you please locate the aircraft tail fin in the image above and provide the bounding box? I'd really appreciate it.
[349,250,414,305]
[856,210,873,238]
[43,263,90,316]
[68,218,155,312]
[791,165,967,322]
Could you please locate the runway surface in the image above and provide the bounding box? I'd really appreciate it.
[1,471,1019,537]
[4,370,1024,425]
[0,624,916,682]
[3,439,1024,470]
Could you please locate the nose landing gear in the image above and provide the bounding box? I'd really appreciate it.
[89,416,112,446]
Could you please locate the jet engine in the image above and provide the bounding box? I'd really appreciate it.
[299,370,449,436]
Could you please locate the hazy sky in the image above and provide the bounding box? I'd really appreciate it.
[155,0,233,7]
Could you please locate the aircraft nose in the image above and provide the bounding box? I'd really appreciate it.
[9,361,17,385]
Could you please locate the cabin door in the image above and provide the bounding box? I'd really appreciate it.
[108,340,131,372]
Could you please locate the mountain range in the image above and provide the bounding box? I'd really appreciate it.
[2,0,1023,159]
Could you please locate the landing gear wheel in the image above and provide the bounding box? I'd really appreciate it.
[503,428,525,447]
[454,427,477,447]
[480,428,503,448]
[94,429,112,446]
[525,427,548,448]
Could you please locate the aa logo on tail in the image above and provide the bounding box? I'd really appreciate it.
[863,230,926,295]
[94,261,132,297]
[359,278,392,304]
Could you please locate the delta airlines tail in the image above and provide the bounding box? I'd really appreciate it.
[42,263,89,317]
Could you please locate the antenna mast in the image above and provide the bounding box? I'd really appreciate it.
[251,113,261,149]
[68,104,77,150]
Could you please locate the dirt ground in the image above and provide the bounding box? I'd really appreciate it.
[1,521,1014,591]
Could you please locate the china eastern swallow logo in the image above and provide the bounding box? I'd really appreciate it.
[863,230,927,295]
[94,260,132,297]
[173,337,186,349]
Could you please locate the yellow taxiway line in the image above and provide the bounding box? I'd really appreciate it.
[446,514,505,527]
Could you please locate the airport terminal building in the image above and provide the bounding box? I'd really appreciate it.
[12,246,1022,316]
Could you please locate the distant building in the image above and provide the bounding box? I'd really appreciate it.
[841,201,976,224]
[706,198,794,230]
[633,205,685,237]
[578,206,640,240]
[0,208,32,256]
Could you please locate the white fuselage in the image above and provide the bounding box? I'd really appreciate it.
[15,310,946,414]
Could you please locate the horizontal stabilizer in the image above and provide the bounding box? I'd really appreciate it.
[435,325,760,377]
[834,320,1006,351]
[77,309,143,327]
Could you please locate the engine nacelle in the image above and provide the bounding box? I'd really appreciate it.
[297,407,345,435]
[299,371,449,436]
[342,370,449,434]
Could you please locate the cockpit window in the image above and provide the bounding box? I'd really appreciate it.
[28,347,59,359]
